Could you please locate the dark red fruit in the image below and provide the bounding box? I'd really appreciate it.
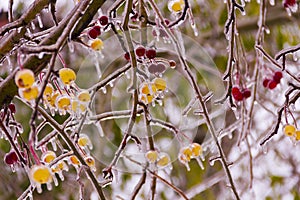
[99,16,109,26]
[268,80,277,89]
[88,26,101,39]
[135,46,146,57]
[232,87,243,101]
[4,151,18,165]
[263,79,271,88]
[124,52,130,61]
[273,71,283,83]
[169,60,176,68]
[284,0,296,7]
[242,89,251,99]
[146,49,156,59]
[8,103,16,114]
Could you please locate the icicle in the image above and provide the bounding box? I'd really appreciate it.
[30,21,36,30]
[36,184,42,193]
[93,52,102,78]
[101,87,107,94]
[17,27,23,33]
[95,122,104,137]
[196,157,204,170]
[68,41,75,53]
[109,81,114,88]
[293,52,298,61]
[38,52,44,59]
[46,182,52,191]
[37,15,44,28]
[26,28,32,37]
[6,56,13,71]
[51,138,57,151]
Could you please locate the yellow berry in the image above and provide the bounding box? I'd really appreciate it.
[90,38,104,51]
[78,134,91,147]
[56,95,71,111]
[42,151,56,163]
[157,153,170,167]
[284,124,296,137]
[30,165,52,184]
[191,143,202,158]
[172,2,183,12]
[181,146,193,162]
[145,150,158,163]
[153,78,166,91]
[140,94,153,104]
[168,0,184,12]
[295,130,300,141]
[43,84,54,98]
[48,91,59,107]
[84,156,95,168]
[19,85,39,101]
[15,69,35,88]
[77,90,91,103]
[52,161,67,173]
[70,155,80,165]
[59,68,76,85]
[140,83,157,95]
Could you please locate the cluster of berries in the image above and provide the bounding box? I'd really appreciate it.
[28,133,94,193]
[15,67,91,116]
[139,78,167,105]
[178,143,204,171]
[124,45,157,61]
[283,124,300,140]
[263,71,283,90]
[145,150,171,168]
[87,16,108,51]
[231,86,251,101]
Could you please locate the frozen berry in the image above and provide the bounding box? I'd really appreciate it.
[145,150,158,163]
[59,68,76,85]
[90,38,104,51]
[273,71,283,83]
[191,143,202,158]
[146,48,156,59]
[157,153,170,167]
[4,151,18,165]
[124,52,130,61]
[283,124,296,137]
[99,16,109,26]
[169,60,176,68]
[8,103,16,114]
[232,87,243,101]
[242,88,251,99]
[15,69,35,89]
[153,78,167,91]
[263,78,271,88]
[30,165,52,184]
[135,46,146,57]
[268,80,277,90]
[283,0,296,8]
[88,26,101,39]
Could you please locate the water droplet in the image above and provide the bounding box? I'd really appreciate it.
[37,15,44,28]
[101,87,107,94]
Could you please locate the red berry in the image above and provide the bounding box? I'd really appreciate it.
[242,89,251,99]
[268,80,277,89]
[124,52,130,61]
[169,60,176,68]
[4,151,18,165]
[146,49,156,59]
[88,27,100,39]
[273,71,283,83]
[284,0,296,7]
[8,103,16,114]
[232,87,243,101]
[263,78,271,88]
[135,46,146,57]
[99,16,109,26]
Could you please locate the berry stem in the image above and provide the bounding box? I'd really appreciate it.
[58,53,67,68]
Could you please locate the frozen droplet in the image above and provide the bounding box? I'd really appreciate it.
[228,132,233,139]
[293,52,298,61]
[209,158,215,166]
[10,164,16,172]
[191,23,198,37]
[109,81,114,88]
[196,157,204,170]
[101,87,107,94]
[264,27,270,34]
[17,27,23,33]
[37,15,44,28]
[30,21,36,30]
[261,144,268,154]
[26,28,32,37]
[53,176,58,186]
[38,52,44,59]
[36,184,42,193]
[95,122,104,137]
[269,0,275,6]
[46,182,52,191]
